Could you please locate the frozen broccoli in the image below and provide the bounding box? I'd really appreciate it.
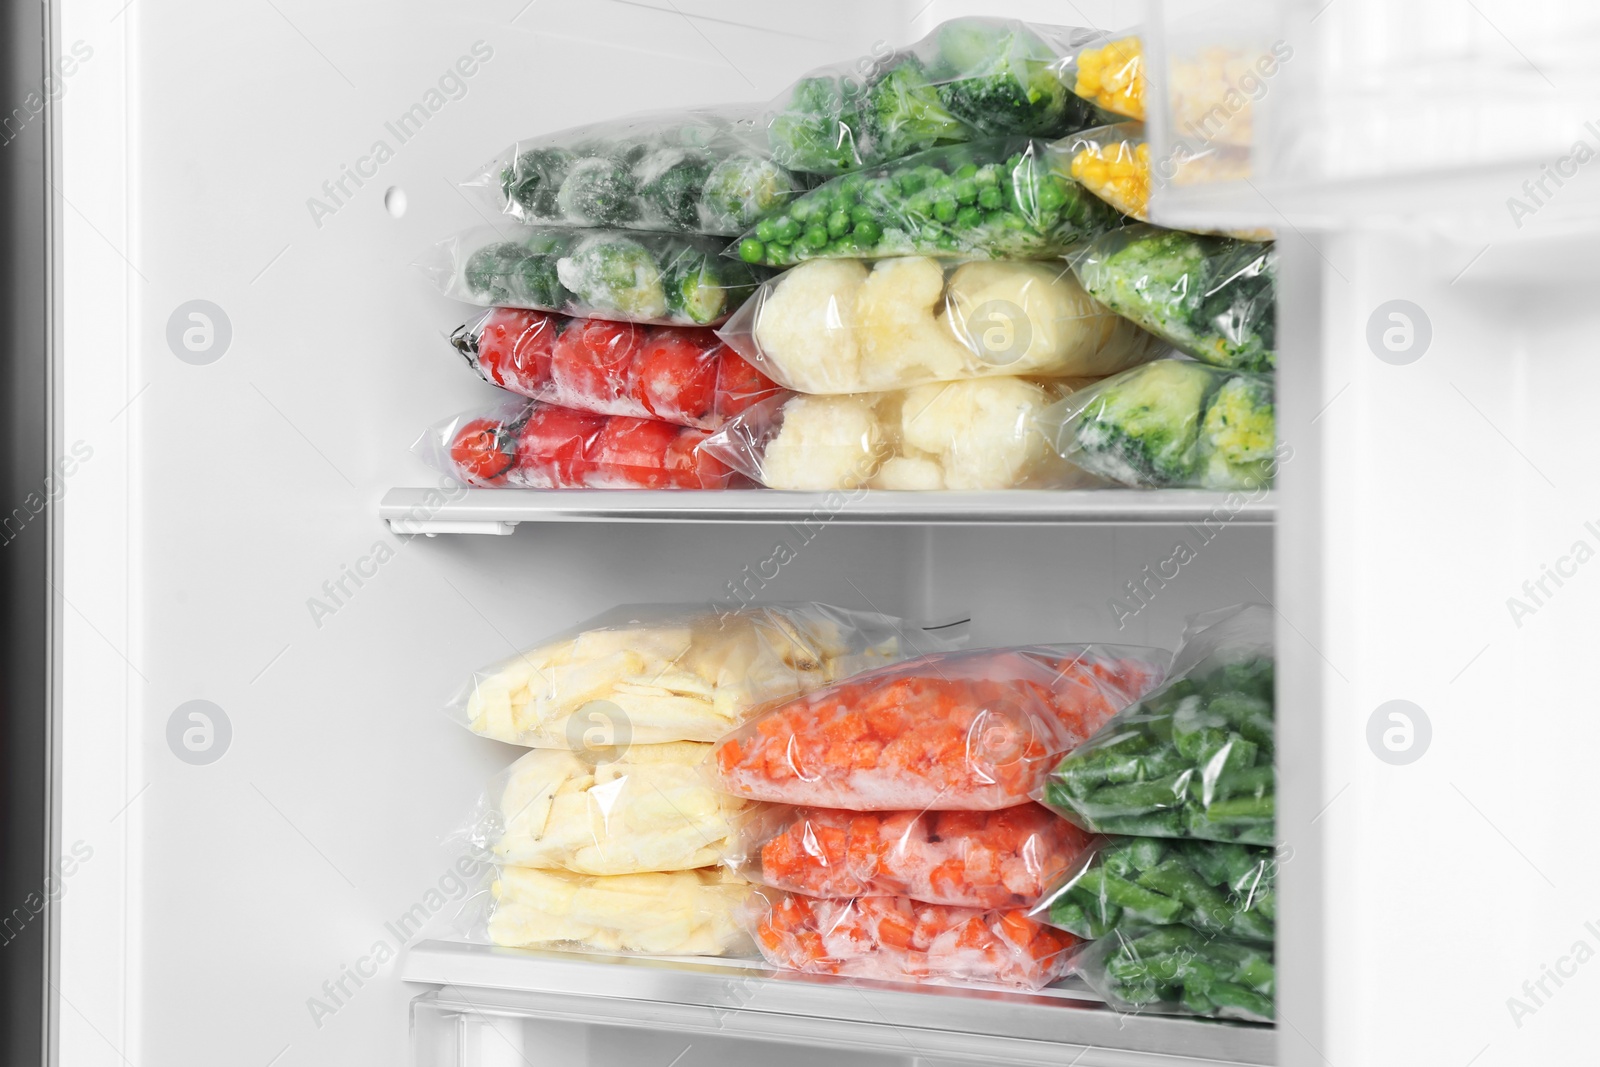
[862,57,967,164]
[556,235,667,320]
[1067,360,1218,487]
[499,147,574,220]
[1195,242,1277,371]
[511,233,572,308]
[1199,374,1276,489]
[635,148,715,231]
[556,156,640,227]
[934,21,1077,135]
[463,241,532,305]
[700,155,799,231]
[768,77,866,174]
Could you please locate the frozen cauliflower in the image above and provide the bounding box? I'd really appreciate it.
[899,378,1059,490]
[759,394,886,490]
[750,259,868,393]
[854,258,973,388]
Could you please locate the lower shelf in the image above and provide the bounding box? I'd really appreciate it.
[402,940,1273,1067]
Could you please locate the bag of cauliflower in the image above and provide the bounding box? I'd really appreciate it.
[716,257,1164,395]
[702,380,1097,492]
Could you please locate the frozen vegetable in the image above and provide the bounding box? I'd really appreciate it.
[753,892,1078,991]
[719,256,1164,394]
[421,398,743,491]
[1066,36,1144,120]
[1071,223,1275,371]
[453,307,783,431]
[736,138,1119,266]
[1039,604,1275,845]
[426,225,765,326]
[486,865,754,956]
[468,109,804,235]
[465,743,746,876]
[714,645,1166,810]
[1044,360,1277,490]
[737,803,1097,909]
[1031,837,1276,941]
[1071,925,1275,1021]
[447,603,933,748]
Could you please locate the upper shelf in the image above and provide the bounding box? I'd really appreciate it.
[381,487,1276,535]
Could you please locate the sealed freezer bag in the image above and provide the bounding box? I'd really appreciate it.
[423,226,765,326]
[1043,360,1278,490]
[734,138,1120,267]
[465,107,803,235]
[718,257,1165,394]
[1071,925,1275,1022]
[753,892,1078,991]
[1039,604,1275,845]
[449,602,932,748]
[766,18,1103,176]
[735,803,1097,909]
[480,865,754,956]
[1031,837,1276,941]
[451,308,784,431]
[703,379,1087,492]
[714,645,1167,811]
[419,397,744,490]
[461,743,746,876]
[1071,224,1275,371]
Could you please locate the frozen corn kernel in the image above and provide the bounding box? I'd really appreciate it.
[1070,140,1151,221]
[1074,37,1145,121]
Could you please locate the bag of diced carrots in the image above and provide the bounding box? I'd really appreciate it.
[713,645,1167,810]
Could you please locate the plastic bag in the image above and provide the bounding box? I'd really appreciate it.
[460,743,746,876]
[1064,35,1144,121]
[448,602,942,748]
[1030,837,1275,941]
[702,380,1089,492]
[464,107,804,235]
[714,645,1167,811]
[717,257,1165,395]
[1038,604,1275,845]
[1070,224,1275,372]
[423,225,766,326]
[418,397,745,490]
[734,138,1120,266]
[479,865,755,956]
[1042,360,1277,490]
[765,18,1104,176]
[734,803,1097,909]
[1069,924,1275,1022]
[452,307,784,431]
[752,892,1077,991]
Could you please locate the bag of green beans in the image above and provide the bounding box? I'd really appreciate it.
[1071,924,1275,1022]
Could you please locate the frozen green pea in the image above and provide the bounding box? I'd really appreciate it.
[738,238,765,263]
[827,209,851,236]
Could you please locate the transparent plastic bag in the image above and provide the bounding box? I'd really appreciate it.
[733,138,1120,266]
[417,397,745,490]
[474,864,755,957]
[732,803,1097,909]
[717,257,1165,395]
[1069,924,1275,1022]
[1070,224,1275,372]
[1042,360,1278,491]
[464,107,804,235]
[459,743,747,876]
[1064,35,1144,121]
[1030,836,1276,941]
[1037,604,1275,845]
[421,225,766,326]
[702,380,1091,492]
[764,18,1104,176]
[451,307,784,431]
[751,891,1078,991]
[713,644,1167,811]
[447,602,944,748]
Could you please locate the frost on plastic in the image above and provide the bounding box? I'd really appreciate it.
[1037,604,1276,845]
[444,602,942,748]
[713,645,1167,811]
[416,396,745,490]
[730,803,1098,910]
[452,307,784,431]
[1063,34,1145,121]
[423,225,766,326]
[734,138,1120,267]
[464,106,804,235]
[763,18,1107,176]
[717,256,1165,394]
[458,743,747,876]
[1042,359,1278,490]
[702,380,1099,492]
[751,891,1078,991]
[1069,924,1275,1021]
[1070,224,1275,372]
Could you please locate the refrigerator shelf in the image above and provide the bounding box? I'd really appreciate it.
[381,487,1276,536]
[403,940,1273,1067]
